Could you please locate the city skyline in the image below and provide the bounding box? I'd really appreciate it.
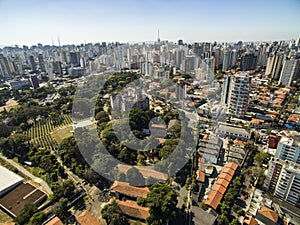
[0,0,300,46]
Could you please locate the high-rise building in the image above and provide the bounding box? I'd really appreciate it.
[240,52,257,71]
[222,49,232,72]
[279,57,300,86]
[264,158,300,206]
[53,61,62,75]
[175,80,186,101]
[38,54,46,72]
[275,136,300,164]
[69,52,80,66]
[222,73,251,118]
[30,75,39,89]
[265,51,285,80]
[0,54,12,80]
[264,135,300,206]
[29,55,37,71]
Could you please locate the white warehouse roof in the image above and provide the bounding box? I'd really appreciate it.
[0,165,23,197]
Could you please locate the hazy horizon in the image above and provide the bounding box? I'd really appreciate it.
[1,0,300,46]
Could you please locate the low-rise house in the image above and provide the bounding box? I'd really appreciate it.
[216,124,251,141]
[286,114,300,131]
[44,216,63,225]
[243,215,258,225]
[256,205,279,225]
[116,200,150,221]
[198,134,223,164]
[76,210,103,225]
[205,162,239,210]
[110,181,149,200]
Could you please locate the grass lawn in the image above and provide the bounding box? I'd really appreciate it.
[0,208,13,224]
[51,125,73,144]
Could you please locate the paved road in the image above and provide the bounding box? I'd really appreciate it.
[0,154,53,195]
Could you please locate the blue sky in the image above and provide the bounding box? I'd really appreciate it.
[0,0,299,46]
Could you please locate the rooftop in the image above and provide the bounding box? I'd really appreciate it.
[205,162,239,210]
[110,181,149,198]
[117,164,168,181]
[45,217,63,225]
[243,215,258,225]
[217,124,250,136]
[0,182,46,217]
[257,205,279,223]
[76,210,102,225]
[0,165,23,196]
[116,200,150,220]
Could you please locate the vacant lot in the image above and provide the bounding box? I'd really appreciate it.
[51,125,73,144]
[0,99,19,112]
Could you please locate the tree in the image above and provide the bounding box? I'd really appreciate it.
[230,219,240,225]
[144,183,178,224]
[232,177,242,189]
[220,202,230,215]
[199,202,208,211]
[53,198,70,221]
[95,111,110,124]
[217,214,229,225]
[29,212,47,225]
[14,204,37,225]
[254,152,270,165]
[102,201,129,225]
[126,167,145,186]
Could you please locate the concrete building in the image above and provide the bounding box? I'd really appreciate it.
[0,54,12,80]
[275,136,300,164]
[110,86,150,112]
[29,55,37,71]
[264,158,300,206]
[240,52,257,71]
[216,124,251,141]
[222,73,251,118]
[30,75,40,89]
[222,49,232,72]
[279,57,300,86]
[0,166,23,197]
[38,53,46,72]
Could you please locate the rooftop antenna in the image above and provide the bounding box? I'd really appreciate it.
[157,29,160,43]
[57,35,61,47]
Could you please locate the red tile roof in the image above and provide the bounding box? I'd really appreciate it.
[205,162,239,210]
[244,216,258,225]
[76,210,102,225]
[215,178,230,189]
[116,200,150,220]
[110,181,149,198]
[257,205,279,223]
[212,184,227,195]
[117,165,168,181]
[45,217,63,225]
[204,190,223,210]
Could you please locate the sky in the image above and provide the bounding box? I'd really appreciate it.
[0,0,299,46]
